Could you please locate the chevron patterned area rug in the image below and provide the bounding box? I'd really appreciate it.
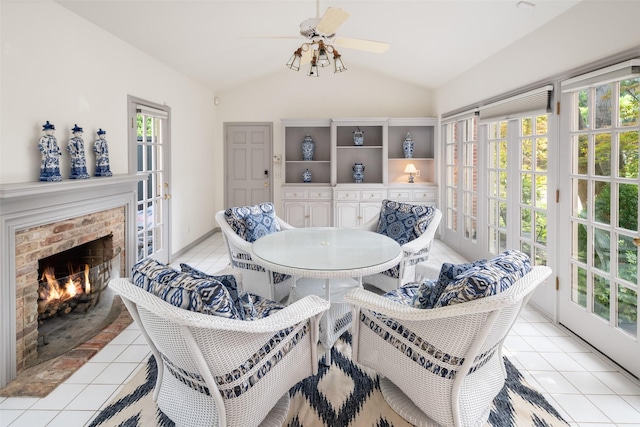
[89,333,569,427]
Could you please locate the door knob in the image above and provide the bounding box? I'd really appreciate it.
[164,194,172,200]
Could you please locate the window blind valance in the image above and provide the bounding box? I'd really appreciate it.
[478,85,553,122]
[136,105,169,119]
[561,58,640,92]
[441,108,479,124]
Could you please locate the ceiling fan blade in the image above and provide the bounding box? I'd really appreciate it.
[316,7,350,35]
[241,36,302,40]
[334,37,390,53]
[300,48,314,65]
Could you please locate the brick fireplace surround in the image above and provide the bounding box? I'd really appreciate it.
[0,175,140,391]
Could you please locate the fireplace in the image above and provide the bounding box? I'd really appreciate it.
[34,234,122,367]
[0,175,140,389]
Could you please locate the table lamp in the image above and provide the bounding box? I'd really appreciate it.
[404,163,417,183]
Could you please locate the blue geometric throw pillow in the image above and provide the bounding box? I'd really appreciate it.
[410,279,442,309]
[434,250,532,307]
[376,199,435,245]
[224,202,281,243]
[410,261,486,309]
[180,263,257,320]
[131,258,241,319]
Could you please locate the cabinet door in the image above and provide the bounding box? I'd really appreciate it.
[335,202,359,228]
[284,201,307,228]
[309,202,332,227]
[361,202,382,225]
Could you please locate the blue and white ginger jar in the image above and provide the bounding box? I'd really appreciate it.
[403,132,414,158]
[352,163,365,183]
[301,134,315,161]
[302,169,312,183]
[353,127,364,146]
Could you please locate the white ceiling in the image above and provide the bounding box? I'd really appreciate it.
[56,0,582,93]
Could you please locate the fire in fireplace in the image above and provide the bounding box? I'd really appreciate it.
[33,235,121,365]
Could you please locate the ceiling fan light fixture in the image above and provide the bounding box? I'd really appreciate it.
[333,50,347,73]
[316,40,331,67]
[308,57,320,77]
[286,47,303,71]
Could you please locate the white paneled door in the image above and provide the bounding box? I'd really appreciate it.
[225,123,273,208]
[559,70,639,377]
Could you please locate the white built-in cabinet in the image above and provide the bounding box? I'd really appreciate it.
[282,118,437,227]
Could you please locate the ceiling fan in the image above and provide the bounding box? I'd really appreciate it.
[250,2,390,76]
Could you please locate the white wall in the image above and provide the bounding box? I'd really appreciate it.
[0,1,218,254]
[435,0,640,114]
[216,66,434,209]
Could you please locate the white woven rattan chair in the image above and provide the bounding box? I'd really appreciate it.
[109,277,329,427]
[215,209,296,302]
[344,265,552,427]
[358,208,442,293]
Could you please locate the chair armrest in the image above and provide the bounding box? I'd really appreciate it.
[356,214,379,231]
[346,266,551,321]
[277,216,296,231]
[111,278,330,333]
[345,285,524,322]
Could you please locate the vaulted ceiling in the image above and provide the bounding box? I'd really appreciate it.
[56,0,582,92]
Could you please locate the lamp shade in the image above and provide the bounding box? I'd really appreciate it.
[404,164,418,174]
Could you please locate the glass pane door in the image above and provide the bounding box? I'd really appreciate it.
[560,77,639,377]
[135,109,170,263]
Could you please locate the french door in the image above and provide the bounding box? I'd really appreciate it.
[559,65,639,377]
[128,96,171,264]
[441,115,480,260]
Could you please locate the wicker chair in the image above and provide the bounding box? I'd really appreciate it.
[109,275,329,427]
[358,206,442,293]
[344,265,552,427]
[215,208,296,302]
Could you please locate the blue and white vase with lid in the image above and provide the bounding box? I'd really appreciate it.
[352,162,365,183]
[403,132,414,158]
[301,134,315,161]
[353,127,364,146]
[302,169,312,183]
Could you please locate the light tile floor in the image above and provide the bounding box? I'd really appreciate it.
[1,233,639,426]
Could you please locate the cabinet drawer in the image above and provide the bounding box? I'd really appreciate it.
[387,190,411,201]
[360,190,386,201]
[307,189,332,200]
[334,190,359,201]
[412,189,437,202]
[282,189,307,199]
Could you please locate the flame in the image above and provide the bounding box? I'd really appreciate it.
[85,264,91,294]
[39,264,89,306]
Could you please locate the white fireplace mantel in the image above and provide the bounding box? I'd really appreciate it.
[0,174,143,389]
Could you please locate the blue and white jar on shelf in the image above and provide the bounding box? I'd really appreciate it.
[302,169,312,183]
[352,162,365,183]
[353,127,364,146]
[403,132,414,158]
[301,134,315,161]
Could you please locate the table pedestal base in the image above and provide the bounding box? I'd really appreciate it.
[288,278,360,365]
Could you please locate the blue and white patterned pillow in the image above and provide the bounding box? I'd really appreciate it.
[131,258,241,319]
[410,279,443,309]
[410,261,486,309]
[383,283,420,306]
[490,249,532,289]
[376,200,436,245]
[180,263,257,320]
[224,202,281,243]
[434,250,532,307]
